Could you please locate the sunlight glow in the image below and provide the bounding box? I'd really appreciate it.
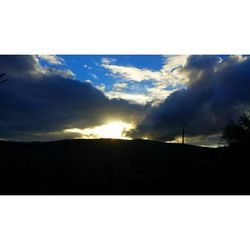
[64,121,134,140]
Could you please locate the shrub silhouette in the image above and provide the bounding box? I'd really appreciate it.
[0,73,7,84]
[222,112,250,146]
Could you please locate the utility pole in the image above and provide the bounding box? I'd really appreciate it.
[182,128,185,144]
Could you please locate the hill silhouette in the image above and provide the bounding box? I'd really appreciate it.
[0,138,248,194]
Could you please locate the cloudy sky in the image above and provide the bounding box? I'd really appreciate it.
[0,55,250,146]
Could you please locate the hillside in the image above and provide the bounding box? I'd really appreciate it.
[0,139,248,194]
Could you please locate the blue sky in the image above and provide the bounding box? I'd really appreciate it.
[38,55,188,106]
[1,55,249,146]
[40,55,163,82]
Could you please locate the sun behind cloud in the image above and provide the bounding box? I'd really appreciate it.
[64,121,134,140]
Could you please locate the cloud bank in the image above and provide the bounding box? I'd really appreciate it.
[129,55,250,144]
[38,55,65,65]
[0,55,146,140]
[2,55,250,145]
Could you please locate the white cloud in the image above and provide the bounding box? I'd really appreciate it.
[162,55,188,72]
[101,57,116,65]
[58,69,75,78]
[101,55,188,84]
[38,55,65,65]
[36,55,75,78]
[146,87,175,105]
[85,79,93,84]
[105,91,153,105]
[91,73,99,80]
[113,82,128,91]
[100,55,189,106]
[95,83,106,92]
[104,85,174,106]
[83,64,92,70]
[39,66,75,78]
[229,55,247,63]
[102,64,162,82]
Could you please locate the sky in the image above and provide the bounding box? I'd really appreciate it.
[38,55,183,105]
[0,55,250,146]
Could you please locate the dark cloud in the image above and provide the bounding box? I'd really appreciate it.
[0,55,39,76]
[0,55,145,140]
[129,55,250,143]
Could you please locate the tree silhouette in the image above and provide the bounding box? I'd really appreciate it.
[0,73,7,84]
[222,112,250,146]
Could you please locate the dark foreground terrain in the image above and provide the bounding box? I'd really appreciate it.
[0,139,249,194]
